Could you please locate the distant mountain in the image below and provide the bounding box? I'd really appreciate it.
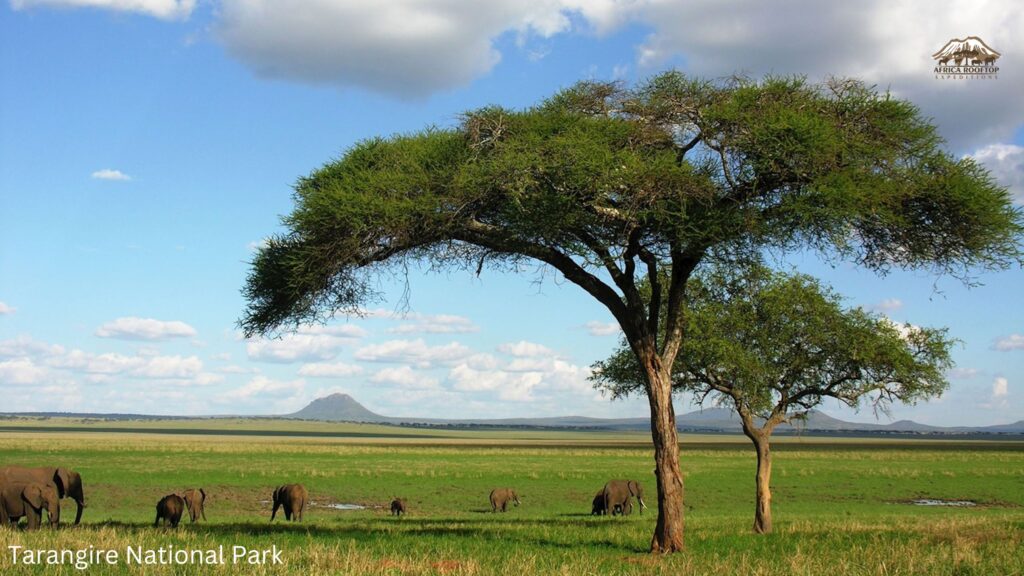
[283,394,1024,435]
[287,393,388,423]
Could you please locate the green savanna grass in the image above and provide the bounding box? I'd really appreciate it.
[0,419,1022,575]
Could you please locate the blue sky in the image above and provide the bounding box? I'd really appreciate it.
[1,0,1022,426]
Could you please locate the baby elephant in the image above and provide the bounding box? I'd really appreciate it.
[182,488,207,523]
[1,482,61,529]
[489,488,520,513]
[390,498,406,516]
[270,484,307,522]
[154,494,185,528]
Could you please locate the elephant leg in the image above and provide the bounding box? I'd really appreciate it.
[270,502,280,522]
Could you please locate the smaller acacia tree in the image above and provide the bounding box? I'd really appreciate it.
[591,260,955,534]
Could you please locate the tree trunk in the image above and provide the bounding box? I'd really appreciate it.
[752,437,772,534]
[645,365,685,553]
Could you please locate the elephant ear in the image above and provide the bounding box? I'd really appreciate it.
[53,468,71,499]
[200,488,206,503]
[22,485,43,509]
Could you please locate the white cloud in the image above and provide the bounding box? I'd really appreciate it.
[948,367,981,380]
[497,340,555,358]
[89,168,132,181]
[246,324,365,363]
[370,366,439,389]
[969,144,1024,204]
[447,356,592,402]
[868,298,904,313]
[12,0,194,20]
[0,301,15,315]
[584,321,620,336]
[0,336,64,359]
[95,317,197,341]
[219,375,305,402]
[625,0,1024,149]
[388,314,479,335]
[215,0,592,98]
[353,339,471,367]
[992,376,1008,397]
[298,362,364,378]
[993,334,1024,352]
[0,358,49,385]
[130,355,203,379]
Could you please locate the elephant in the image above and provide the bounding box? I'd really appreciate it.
[489,488,520,512]
[182,488,207,523]
[0,466,85,525]
[390,498,406,516]
[0,482,61,530]
[154,494,185,528]
[591,490,624,515]
[602,480,647,517]
[270,484,307,522]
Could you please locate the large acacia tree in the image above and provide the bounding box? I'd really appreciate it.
[241,73,1021,553]
[591,260,956,534]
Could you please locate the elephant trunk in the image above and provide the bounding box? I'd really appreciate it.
[49,503,60,528]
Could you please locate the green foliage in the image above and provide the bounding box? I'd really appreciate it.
[592,260,955,425]
[241,72,1021,339]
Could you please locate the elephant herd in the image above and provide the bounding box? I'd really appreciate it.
[0,464,648,530]
[0,465,85,530]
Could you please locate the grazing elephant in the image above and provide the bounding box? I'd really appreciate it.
[602,480,647,517]
[0,482,61,530]
[591,490,624,515]
[489,488,520,512]
[270,484,307,522]
[390,498,406,516]
[182,488,207,523]
[154,494,185,528]
[0,466,86,525]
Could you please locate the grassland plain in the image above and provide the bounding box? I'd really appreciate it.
[0,420,1022,575]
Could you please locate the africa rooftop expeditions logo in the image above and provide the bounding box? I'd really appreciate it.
[933,36,1000,79]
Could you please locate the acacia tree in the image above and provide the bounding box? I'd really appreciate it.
[591,260,956,534]
[240,73,1021,553]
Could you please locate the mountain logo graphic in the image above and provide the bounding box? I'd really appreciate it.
[932,36,1000,79]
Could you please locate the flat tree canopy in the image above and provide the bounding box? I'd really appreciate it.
[591,259,956,533]
[241,73,1022,553]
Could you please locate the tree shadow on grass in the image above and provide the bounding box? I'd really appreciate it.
[85,518,647,552]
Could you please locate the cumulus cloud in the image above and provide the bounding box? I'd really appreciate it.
[216,0,586,98]
[90,168,132,181]
[0,336,64,359]
[992,334,1024,352]
[246,324,365,363]
[11,0,194,20]
[370,366,439,389]
[584,321,620,336]
[297,362,364,378]
[497,340,555,358]
[353,339,471,367]
[0,358,49,385]
[219,375,305,402]
[948,367,981,380]
[626,0,1024,150]
[447,356,591,402]
[388,313,479,335]
[992,376,1008,398]
[95,317,197,341]
[969,144,1024,204]
[0,301,15,315]
[868,298,904,313]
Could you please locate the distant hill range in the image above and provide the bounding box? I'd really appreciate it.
[3,392,1020,436]
[286,393,1024,436]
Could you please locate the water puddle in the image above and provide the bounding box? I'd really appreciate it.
[316,502,367,510]
[909,499,976,507]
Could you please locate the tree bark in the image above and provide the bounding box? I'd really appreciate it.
[645,363,686,553]
[752,436,772,534]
